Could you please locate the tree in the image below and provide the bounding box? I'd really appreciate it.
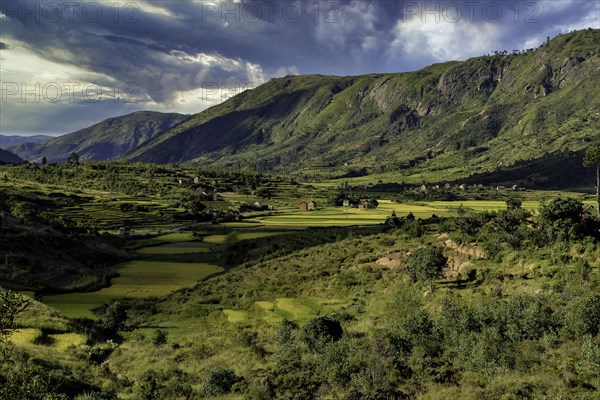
[94,301,127,336]
[67,152,80,165]
[200,367,240,397]
[457,215,484,237]
[0,290,30,344]
[302,316,343,353]
[583,146,600,218]
[506,197,522,210]
[41,157,47,165]
[180,191,207,220]
[406,246,447,292]
[539,198,585,241]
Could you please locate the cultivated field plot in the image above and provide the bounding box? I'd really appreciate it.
[135,242,211,255]
[43,232,224,318]
[248,199,598,227]
[202,231,294,244]
[44,260,223,318]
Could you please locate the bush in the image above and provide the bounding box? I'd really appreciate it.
[405,246,447,291]
[152,330,168,346]
[302,316,343,353]
[539,198,586,242]
[565,294,600,337]
[200,367,240,397]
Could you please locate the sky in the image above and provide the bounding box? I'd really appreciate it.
[0,0,598,136]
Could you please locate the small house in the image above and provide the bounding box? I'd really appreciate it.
[458,184,466,191]
[343,199,350,207]
[496,186,506,192]
[194,176,201,184]
[299,202,308,211]
[420,185,428,192]
[512,185,519,191]
[308,201,317,211]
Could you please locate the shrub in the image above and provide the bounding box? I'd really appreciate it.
[200,367,240,397]
[152,330,168,346]
[302,316,343,353]
[565,294,600,337]
[405,246,447,291]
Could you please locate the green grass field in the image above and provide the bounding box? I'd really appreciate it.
[136,242,211,255]
[247,199,597,227]
[43,258,223,318]
[8,329,86,350]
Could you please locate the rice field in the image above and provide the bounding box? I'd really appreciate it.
[44,260,223,318]
[136,242,210,255]
[203,231,292,244]
[247,199,596,227]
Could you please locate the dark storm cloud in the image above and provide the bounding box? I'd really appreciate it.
[0,0,598,135]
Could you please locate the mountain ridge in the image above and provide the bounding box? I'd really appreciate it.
[8,29,600,188]
[124,29,599,186]
[9,111,190,163]
[0,135,54,148]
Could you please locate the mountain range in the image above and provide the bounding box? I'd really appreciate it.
[8,29,600,187]
[0,134,54,148]
[8,112,189,163]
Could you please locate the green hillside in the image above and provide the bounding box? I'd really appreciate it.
[128,29,600,187]
[10,111,190,163]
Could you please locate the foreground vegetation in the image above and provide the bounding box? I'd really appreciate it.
[0,161,599,399]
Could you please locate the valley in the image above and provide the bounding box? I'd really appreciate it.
[0,158,599,399]
[0,28,599,400]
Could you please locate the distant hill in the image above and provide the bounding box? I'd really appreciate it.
[0,149,25,164]
[0,135,53,148]
[124,29,599,187]
[9,111,190,163]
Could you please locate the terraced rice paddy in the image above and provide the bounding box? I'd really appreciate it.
[42,233,223,318]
